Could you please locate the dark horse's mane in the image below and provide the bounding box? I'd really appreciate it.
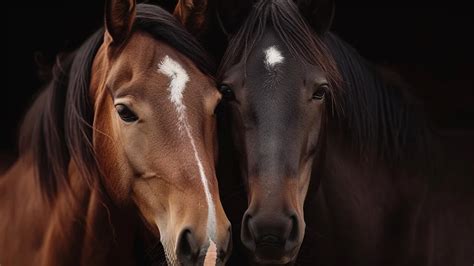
[219,0,433,168]
[19,4,214,201]
[324,34,433,165]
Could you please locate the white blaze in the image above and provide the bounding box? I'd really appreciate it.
[264,45,284,69]
[203,240,217,266]
[158,56,217,243]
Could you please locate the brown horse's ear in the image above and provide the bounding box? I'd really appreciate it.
[173,0,208,36]
[105,0,136,46]
[295,0,335,35]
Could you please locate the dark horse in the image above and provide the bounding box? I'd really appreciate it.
[214,0,474,265]
[0,1,232,265]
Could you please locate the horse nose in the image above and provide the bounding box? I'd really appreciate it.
[176,228,200,264]
[176,225,232,265]
[217,225,233,263]
[241,210,301,263]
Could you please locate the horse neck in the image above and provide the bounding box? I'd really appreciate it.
[38,160,138,265]
[300,48,438,260]
[305,128,433,264]
[316,33,433,239]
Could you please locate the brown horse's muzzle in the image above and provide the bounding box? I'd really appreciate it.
[176,225,232,266]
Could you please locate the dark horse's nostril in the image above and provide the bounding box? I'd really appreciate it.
[241,212,256,251]
[242,213,252,239]
[176,229,199,263]
[288,214,299,242]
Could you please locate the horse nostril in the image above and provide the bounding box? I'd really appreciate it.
[241,212,256,251]
[225,225,233,253]
[288,214,299,242]
[218,225,233,263]
[176,229,199,263]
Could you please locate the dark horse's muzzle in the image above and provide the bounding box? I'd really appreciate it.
[240,193,304,264]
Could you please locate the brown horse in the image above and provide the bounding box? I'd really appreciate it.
[0,1,231,265]
[214,0,474,265]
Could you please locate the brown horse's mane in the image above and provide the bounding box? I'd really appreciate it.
[218,0,435,171]
[19,4,214,201]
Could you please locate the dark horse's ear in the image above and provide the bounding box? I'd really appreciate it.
[294,0,335,35]
[215,0,255,37]
[105,0,136,46]
[173,0,208,36]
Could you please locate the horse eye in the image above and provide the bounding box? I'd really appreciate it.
[219,84,235,101]
[312,84,328,100]
[115,104,138,122]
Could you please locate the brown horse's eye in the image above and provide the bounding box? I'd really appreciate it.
[312,84,328,100]
[219,84,235,101]
[115,104,138,122]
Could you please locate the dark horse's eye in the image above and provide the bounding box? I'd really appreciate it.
[115,104,138,122]
[312,84,328,100]
[219,84,235,101]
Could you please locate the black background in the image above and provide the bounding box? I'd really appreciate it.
[4,1,473,155]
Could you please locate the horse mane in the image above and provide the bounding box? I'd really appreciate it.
[19,4,214,201]
[324,33,435,167]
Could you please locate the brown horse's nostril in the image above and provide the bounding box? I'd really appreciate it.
[218,225,233,263]
[176,229,199,264]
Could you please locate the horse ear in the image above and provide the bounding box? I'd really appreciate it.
[104,0,136,45]
[173,0,208,36]
[295,0,335,35]
[215,0,255,37]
